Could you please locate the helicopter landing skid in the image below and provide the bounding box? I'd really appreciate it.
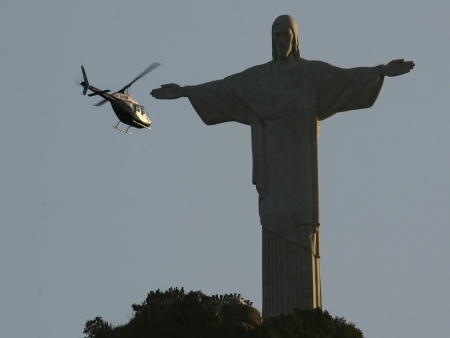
[113,122,132,135]
[112,121,151,135]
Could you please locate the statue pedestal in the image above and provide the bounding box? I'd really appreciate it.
[217,304,261,330]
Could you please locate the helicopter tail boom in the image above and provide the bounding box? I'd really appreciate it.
[81,66,90,95]
[79,65,118,104]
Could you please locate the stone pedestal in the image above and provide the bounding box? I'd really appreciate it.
[217,304,261,330]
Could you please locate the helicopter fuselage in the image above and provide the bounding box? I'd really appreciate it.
[80,81,151,129]
[79,64,159,134]
[110,93,151,129]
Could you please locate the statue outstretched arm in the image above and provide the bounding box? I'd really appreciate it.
[381,59,415,77]
[150,83,189,99]
[151,79,251,126]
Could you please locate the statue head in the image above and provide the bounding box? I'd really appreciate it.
[272,15,301,62]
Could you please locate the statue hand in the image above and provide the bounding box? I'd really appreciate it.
[150,83,188,99]
[381,59,415,77]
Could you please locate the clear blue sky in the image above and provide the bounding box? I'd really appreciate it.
[1,1,448,337]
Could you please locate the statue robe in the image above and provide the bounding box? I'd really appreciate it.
[187,59,384,317]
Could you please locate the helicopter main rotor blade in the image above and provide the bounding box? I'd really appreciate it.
[118,62,161,93]
[94,98,108,106]
[88,89,111,97]
[93,62,161,106]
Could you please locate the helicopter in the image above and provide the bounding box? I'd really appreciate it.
[78,63,161,134]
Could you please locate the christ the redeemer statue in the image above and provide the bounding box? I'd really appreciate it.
[151,15,414,318]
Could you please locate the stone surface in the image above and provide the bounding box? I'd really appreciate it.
[218,304,261,329]
[262,227,321,317]
[151,14,414,318]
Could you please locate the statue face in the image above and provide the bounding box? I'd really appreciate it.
[273,23,294,60]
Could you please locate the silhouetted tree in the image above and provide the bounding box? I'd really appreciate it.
[83,291,364,338]
[83,317,112,338]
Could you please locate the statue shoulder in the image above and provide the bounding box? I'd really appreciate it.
[229,62,270,76]
[224,62,271,83]
[302,59,335,71]
[302,59,341,80]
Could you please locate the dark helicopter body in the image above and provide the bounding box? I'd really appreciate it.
[110,93,151,129]
[79,63,160,134]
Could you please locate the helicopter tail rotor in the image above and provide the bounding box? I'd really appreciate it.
[81,65,90,95]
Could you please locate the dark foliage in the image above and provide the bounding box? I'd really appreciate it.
[83,291,363,338]
[83,317,113,338]
[249,309,363,338]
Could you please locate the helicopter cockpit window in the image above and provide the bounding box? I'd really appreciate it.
[140,106,147,115]
[134,105,141,113]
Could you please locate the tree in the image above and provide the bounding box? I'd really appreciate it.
[83,291,364,338]
[83,317,113,338]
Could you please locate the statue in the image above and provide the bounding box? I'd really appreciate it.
[150,15,414,318]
